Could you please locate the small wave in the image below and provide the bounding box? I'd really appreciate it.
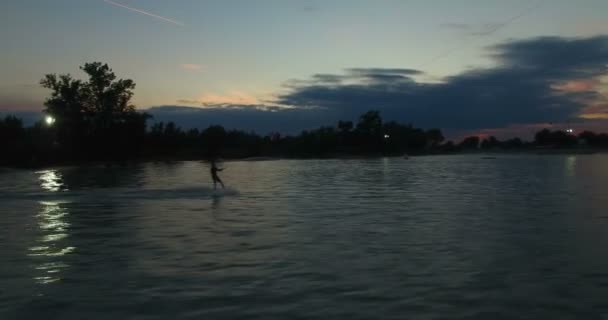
[120,186,240,200]
[1,186,240,202]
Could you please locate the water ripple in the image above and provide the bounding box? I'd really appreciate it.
[1,156,608,318]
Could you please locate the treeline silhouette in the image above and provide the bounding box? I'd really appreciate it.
[2,62,607,167]
[142,110,448,159]
[5,108,607,168]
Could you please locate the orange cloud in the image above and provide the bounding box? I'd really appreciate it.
[581,103,608,113]
[176,91,294,112]
[573,19,608,36]
[177,91,261,107]
[199,92,260,105]
[553,79,600,93]
[580,113,608,119]
[552,77,608,120]
[179,64,205,72]
[580,103,608,119]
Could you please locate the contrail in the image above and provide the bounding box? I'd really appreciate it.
[425,0,545,66]
[103,0,184,26]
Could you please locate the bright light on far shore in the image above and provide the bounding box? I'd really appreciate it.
[45,115,55,126]
[384,134,390,139]
[566,128,574,133]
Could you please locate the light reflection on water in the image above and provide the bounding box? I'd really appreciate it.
[37,170,68,192]
[565,155,577,176]
[27,170,74,285]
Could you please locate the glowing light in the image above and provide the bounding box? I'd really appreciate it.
[45,115,55,126]
[384,134,390,139]
[566,128,574,133]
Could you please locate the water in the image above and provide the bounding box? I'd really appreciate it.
[2,155,608,319]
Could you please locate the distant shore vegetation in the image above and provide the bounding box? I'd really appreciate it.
[2,62,607,168]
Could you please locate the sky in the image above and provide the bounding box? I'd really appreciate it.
[1,0,608,139]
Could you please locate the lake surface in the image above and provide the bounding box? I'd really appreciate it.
[2,155,608,319]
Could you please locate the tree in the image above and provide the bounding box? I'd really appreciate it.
[40,74,87,149]
[503,137,523,149]
[356,110,383,135]
[0,115,24,140]
[425,128,445,147]
[480,136,501,149]
[201,125,227,156]
[40,62,149,159]
[578,131,596,145]
[337,120,353,133]
[355,110,384,151]
[441,140,457,152]
[79,62,137,132]
[459,136,480,149]
[534,129,576,147]
[535,128,553,146]
[0,116,27,165]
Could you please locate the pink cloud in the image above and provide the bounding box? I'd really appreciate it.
[176,91,293,112]
[553,79,601,93]
[177,91,262,107]
[179,64,205,72]
[455,123,558,141]
[552,77,608,120]
[580,103,608,119]
[200,92,259,105]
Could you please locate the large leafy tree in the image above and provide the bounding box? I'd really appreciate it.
[459,136,480,149]
[425,128,445,147]
[356,110,383,136]
[40,62,148,158]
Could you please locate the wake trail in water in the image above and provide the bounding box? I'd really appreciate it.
[1,186,240,202]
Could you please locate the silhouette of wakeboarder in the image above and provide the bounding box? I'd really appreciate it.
[210,159,225,190]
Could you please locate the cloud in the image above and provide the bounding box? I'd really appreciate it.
[145,105,341,134]
[441,22,510,36]
[580,102,608,119]
[347,68,423,76]
[491,36,608,73]
[302,6,319,13]
[440,23,472,30]
[553,79,601,93]
[289,68,424,88]
[145,36,608,138]
[276,35,608,131]
[300,1,320,13]
[179,64,205,72]
[177,91,263,107]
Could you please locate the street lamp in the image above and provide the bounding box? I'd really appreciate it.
[45,115,55,126]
